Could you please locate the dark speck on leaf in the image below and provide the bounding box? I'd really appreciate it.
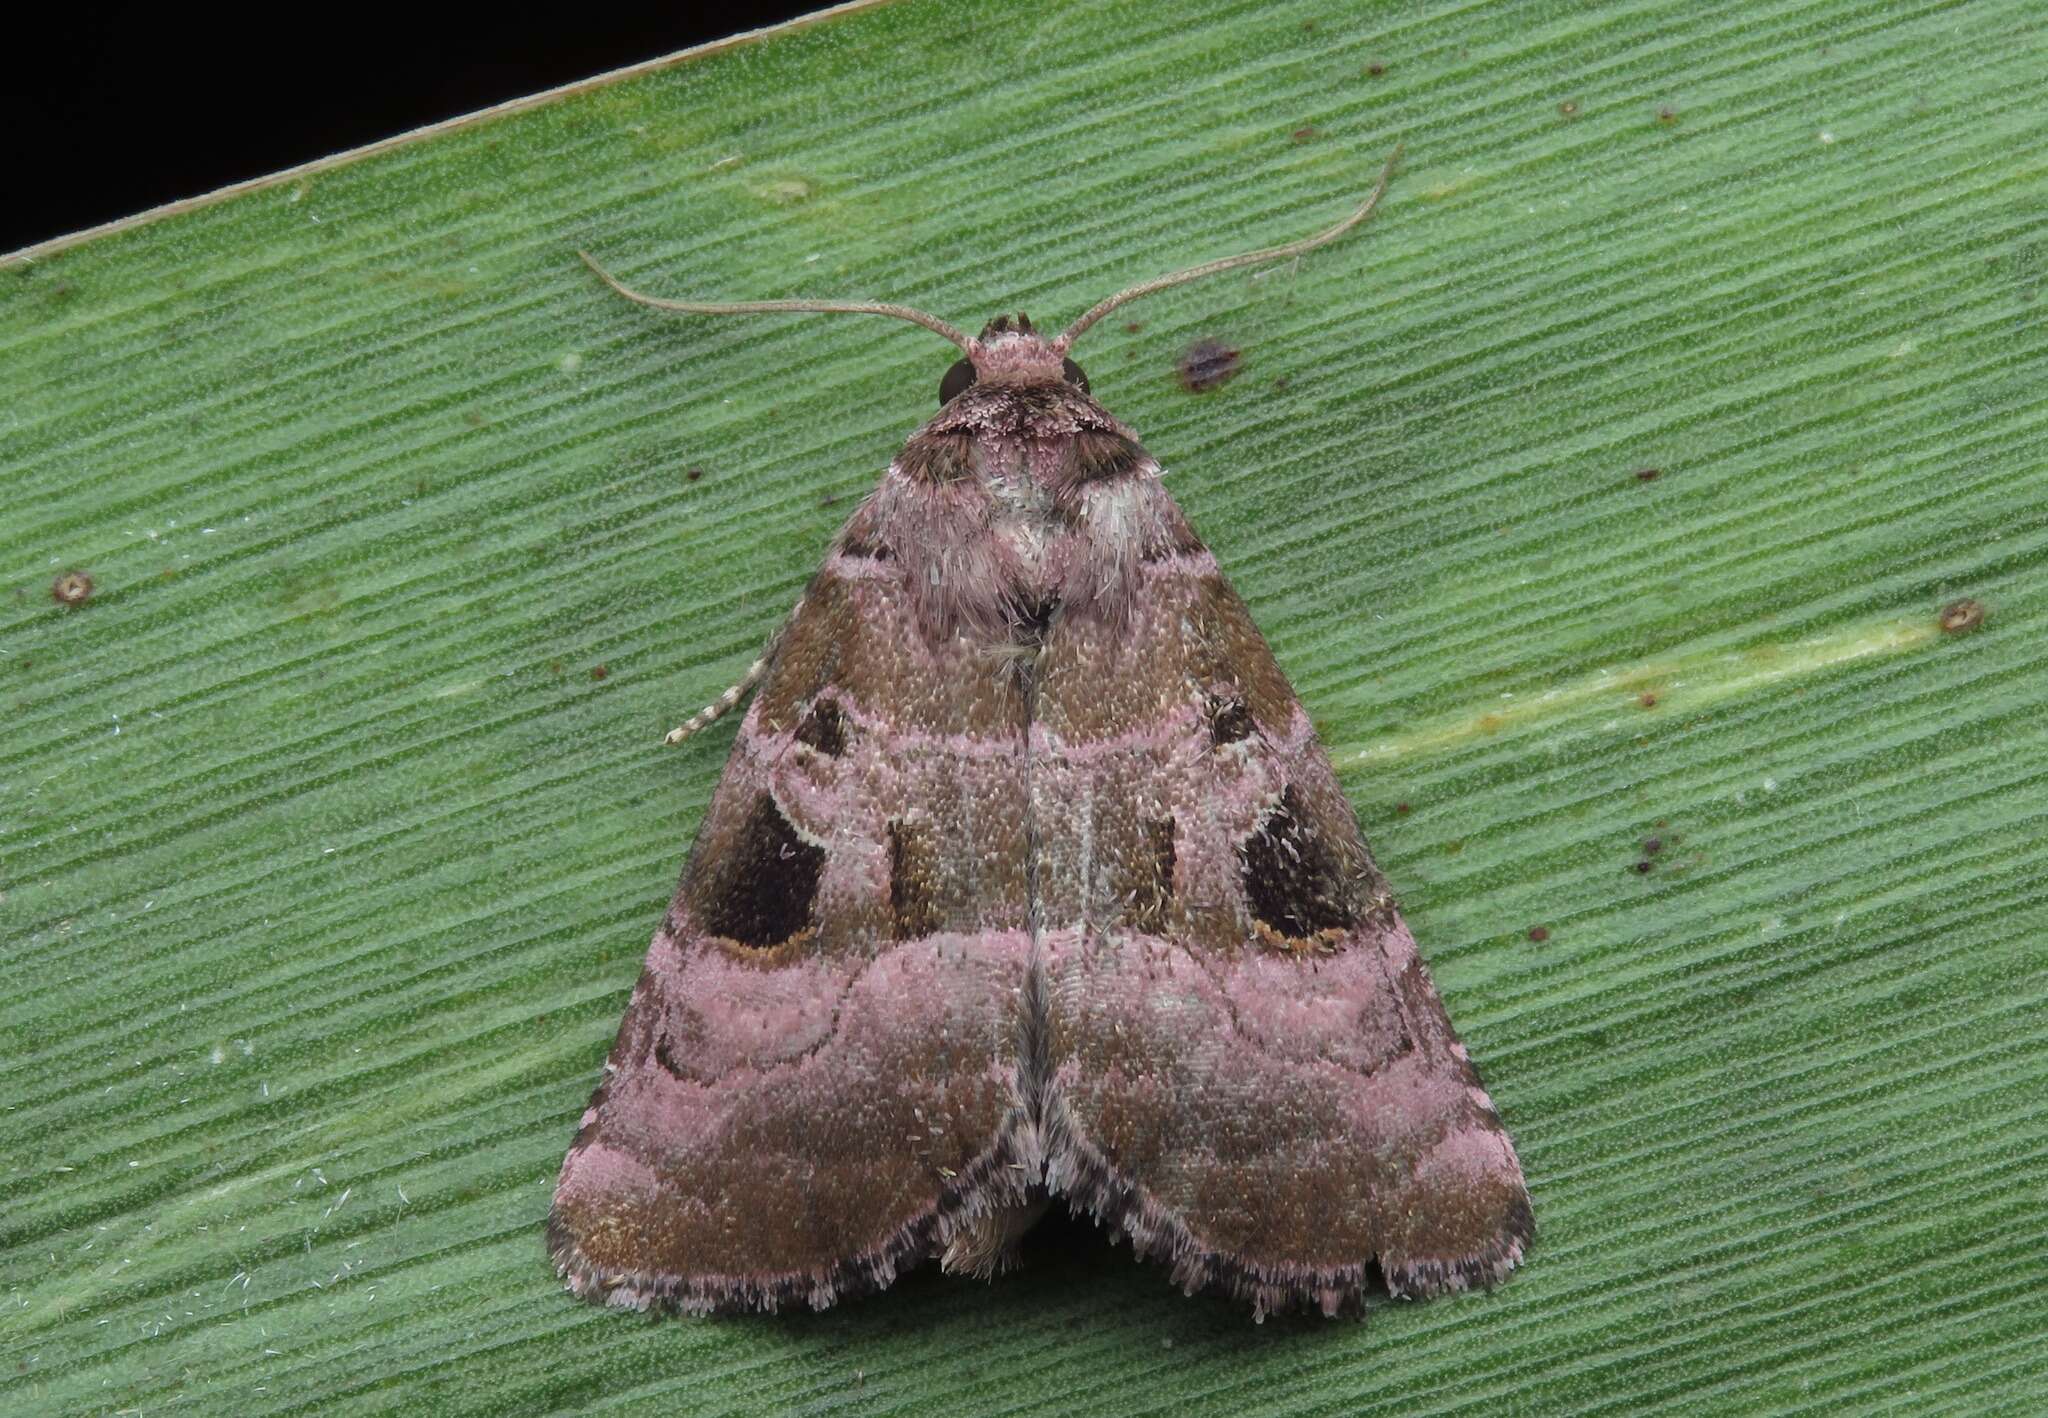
[1634,466,1662,482]
[591,665,608,681]
[1527,926,1550,943]
[1178,338,1242,393]
[1366,61,1387,77]
[686,467,705,483]
[51,571,94,607]
[1938,598,1986,634]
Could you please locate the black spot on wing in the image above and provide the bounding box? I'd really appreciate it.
[887,821,942,940]
[1243,786,1356,940]
[698,794,825,948]
[795,698,848,756]
[1208,695,1255,746]
[653,1036,688,1080]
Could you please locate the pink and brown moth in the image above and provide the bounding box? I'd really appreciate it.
[550,148,1532,1321]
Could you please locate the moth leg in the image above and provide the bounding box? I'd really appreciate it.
[662,589,809,745]
[662,656,767,745]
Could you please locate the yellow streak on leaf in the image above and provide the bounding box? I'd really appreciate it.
[1340,613,1940,766]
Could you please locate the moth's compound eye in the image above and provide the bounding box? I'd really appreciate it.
[940,359,978,405]
[1062,357,1090,393]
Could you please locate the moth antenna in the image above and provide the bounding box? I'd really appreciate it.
[1056,144,1404,351]
[579,251,976,353]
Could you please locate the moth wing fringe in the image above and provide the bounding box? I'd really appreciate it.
[1040,1097,1532,1320]
[547,1124,1040,1315]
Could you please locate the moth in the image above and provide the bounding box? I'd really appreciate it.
[550,149,1532,1320]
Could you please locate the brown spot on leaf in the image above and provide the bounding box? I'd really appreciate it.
[1634,466,1662,482]
[1640,692,1658,708]
[1527,926,1550,943]
[1177,338,1241,393]
[1366,61,1388,77]
[1291,124,1319,144]
[1643,836,1664,855]
[51,571,94,606]
[1558,99,1580,118]
[590,665,608,681]
[1657,105,1680,125]
[1939,598,1985,634]
[686,467,705,482]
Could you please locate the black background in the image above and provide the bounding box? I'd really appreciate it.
[7,3,820,252]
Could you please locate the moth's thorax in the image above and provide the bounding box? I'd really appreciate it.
[838,333,1199,643]
[927,368,1118,451]
[975,437,1053,567]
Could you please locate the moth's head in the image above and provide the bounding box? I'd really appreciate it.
[939,313,1090,405]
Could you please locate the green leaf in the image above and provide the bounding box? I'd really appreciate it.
[5,1,2045,1413]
